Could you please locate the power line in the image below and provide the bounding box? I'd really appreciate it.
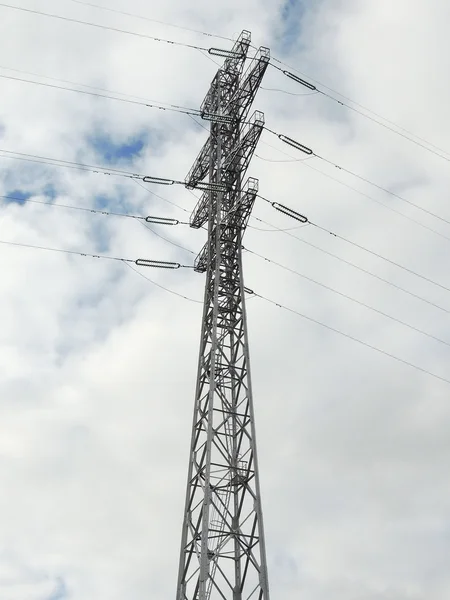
[0,192,191,226]
[18,0,439,179]
[1,191,195,254]
[63,0,234,42]
[4,146,447,308]
[267,58,450,165]
[3,235,447,384]
[250,215,450,314]
[248,219,308,232]
[0,72,203,117]
[0,238,193,268]
[2,228,202,302]
[166,173,281,233]
[311,220,450,295]
[0,181,198,238]
[302,159,450,243]
[0,192,149,220]
[0,64,196,110]
[318,153,450,227]
[255,153,308,163]
[259,194,450,295]
[133,180,191,215]
[6,1,446,169]
[140,221,196,256]
[0,3,209,51]
[245,246,450,348]
[255,291,450,386]
[0,148,222,192]
[126,262,202,304]
[0,147,146,178]
[264,127,450,231]
[258,138,450,244]
[260,85,319,97]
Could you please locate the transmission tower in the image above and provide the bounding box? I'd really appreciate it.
[176,31,271,600]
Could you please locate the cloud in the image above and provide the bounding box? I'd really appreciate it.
[0,0,449,599]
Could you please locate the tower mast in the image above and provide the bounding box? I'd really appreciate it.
[176,31,270,600]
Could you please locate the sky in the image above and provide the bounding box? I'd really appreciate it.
[1,0,450,598]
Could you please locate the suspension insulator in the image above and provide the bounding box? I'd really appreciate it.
[142,176,175,185]
[272,202,308,223]
[135,258,181,269]
[282,70,316,91]
[208,48,245,59]
[278,134,313,155]
[145,216,179,226]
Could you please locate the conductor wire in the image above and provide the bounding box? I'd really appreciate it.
[0,3,209,51]
[254,291,450,386]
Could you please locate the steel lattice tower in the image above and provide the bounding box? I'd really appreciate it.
[176,31,271,600]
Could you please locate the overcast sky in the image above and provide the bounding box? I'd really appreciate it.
[1,0,450,599]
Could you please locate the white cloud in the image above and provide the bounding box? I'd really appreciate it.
[0,0,449,598]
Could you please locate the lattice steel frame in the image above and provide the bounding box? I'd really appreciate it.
[176,31,271,600]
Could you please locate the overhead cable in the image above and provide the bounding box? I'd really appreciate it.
[0,148,147,178]
[266,57,450,164]
[0,238,192,268]
[126,262,202,304]
[257,140,450,244]
[250,215,450,314]
[0,193,187,224]
[63,0,234,42]
[0,148,225,191]
[0,64,196,110]
[263,127,450,230]
[254,292,450,386]
[140,222,196,256]
[1,192,194,255]
[0,73,204,117]
[133,180,191,215]
[245,246,450,349]
[0,3,228,54]
[258,194,450,295]
[7,1,447,166]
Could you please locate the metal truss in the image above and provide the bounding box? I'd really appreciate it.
[176,30,271,600]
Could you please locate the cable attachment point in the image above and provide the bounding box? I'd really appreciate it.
[282,71,316,91]
[145,216,179,225]
[278,134,313,155]
[142,176,175,185]
[272,202,308,223]
[244,287,254,295]
[194,181,228,192]
[201,112,234,124]
[208,48,245,59]
[135,258,181,269]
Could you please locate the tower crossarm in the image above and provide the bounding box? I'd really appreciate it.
[189,188,210,229]
[189,112,264,229]
[186,40,267,192]
[185,136,212,191]
[186,32,251,191]
[201,31,251,118]
[194,178,259,273]
[226,47,270,123]
[222,110,265,176]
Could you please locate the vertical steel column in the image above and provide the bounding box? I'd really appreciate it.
[176,31,270,600]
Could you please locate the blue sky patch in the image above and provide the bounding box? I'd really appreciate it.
[279,0,306,53]
[94,194,112,211]
[2,189,32,205]
[43,184,57,199]
[89,134,145,165]
[47,577,68,600]
[2,185,56,206]
[93,190,136,216]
